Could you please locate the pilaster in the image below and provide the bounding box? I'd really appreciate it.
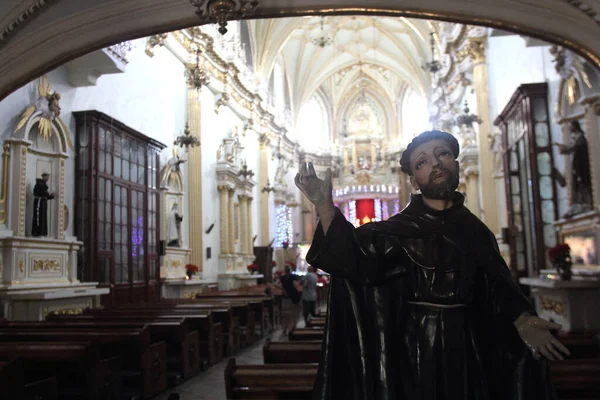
[186,86,203,270]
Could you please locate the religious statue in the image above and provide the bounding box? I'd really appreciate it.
[295,130,567,400]
[167,203,183,247]
[555,120,593,218]
[32,172,55,237]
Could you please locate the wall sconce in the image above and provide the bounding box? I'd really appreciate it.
[214,93,230,114]
[262,179,276,194]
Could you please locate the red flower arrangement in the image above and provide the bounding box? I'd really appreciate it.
[185,264,199,279]
[272,261,277,267]
[247,263,259,272]
[548,243,572,280]
[282,240,290,249]
[548,244,571,263]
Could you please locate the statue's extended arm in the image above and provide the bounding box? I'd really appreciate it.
[477,224,570,361]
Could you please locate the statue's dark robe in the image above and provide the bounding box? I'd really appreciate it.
[572,133,592,203]
[307,193,557,400]
[32,179,54,237]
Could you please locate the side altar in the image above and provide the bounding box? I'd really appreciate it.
[0,77,107,320]
[215,129,262,290]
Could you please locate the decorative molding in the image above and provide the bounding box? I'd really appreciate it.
[565,1,600,28]
[19,259,24,274]
[146,33,168,57]
[0,142,10,224]
[466,36,486,64]
[0,0,57,47]
[32,259,61,272]
[539,295,566,316]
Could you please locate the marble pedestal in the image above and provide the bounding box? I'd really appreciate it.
[161,277,217,299]
[519,277,600,332]
[0,282,108,320]
[160,247,192,280]
[217,273,264,291]
[0,236,109,321]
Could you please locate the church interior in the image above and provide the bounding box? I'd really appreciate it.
[1,1,600,399]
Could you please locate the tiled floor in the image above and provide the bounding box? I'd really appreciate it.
[155,312,314,400]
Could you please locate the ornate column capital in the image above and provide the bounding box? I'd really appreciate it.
[464,165,479,179]
[467,37,486,65]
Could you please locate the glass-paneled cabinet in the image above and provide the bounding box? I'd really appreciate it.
[494,83,558,279]
[74,111,165,306]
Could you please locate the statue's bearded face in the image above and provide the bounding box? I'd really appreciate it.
[409,139,459,200]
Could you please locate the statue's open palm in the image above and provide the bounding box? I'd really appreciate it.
[295,162,332,207]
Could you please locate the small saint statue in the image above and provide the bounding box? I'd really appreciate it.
[167,202,183,247]
[32,172,55,237]
[555,120,593,217]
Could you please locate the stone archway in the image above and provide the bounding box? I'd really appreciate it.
[1,0,600,101]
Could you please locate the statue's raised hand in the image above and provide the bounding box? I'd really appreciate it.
[295,162,333,208]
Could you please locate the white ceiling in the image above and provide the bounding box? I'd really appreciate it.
[249,15,435,126]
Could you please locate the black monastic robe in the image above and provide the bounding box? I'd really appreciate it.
[32,179,54,237]
[307,193,556,400]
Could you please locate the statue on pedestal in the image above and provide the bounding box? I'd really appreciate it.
[32,172,55,237]
[167,203,183,247]
[555,120,593,218]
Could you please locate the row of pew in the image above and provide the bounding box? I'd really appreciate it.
[0,284,283,400]
[226,317,600,400]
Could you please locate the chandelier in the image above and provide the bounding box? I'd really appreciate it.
[238,159,255,179]
[189,0,259,35]
[422,32,442,75]
[455,100,482,129]
[174,122,200,149]
[186,46,210,91]
[311,17,333,48]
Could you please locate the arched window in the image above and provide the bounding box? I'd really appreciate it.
[295,95,330,153]
[401,90,430,147]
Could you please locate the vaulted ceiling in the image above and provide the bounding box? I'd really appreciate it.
[248,16,435,127]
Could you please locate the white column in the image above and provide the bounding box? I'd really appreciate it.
[228,188,235,254]
[219,186,229,255]
[246,197,254,256]
[238,195,248,255]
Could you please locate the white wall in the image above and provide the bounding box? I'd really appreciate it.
[0,38,187,238]
[487,34,568,223]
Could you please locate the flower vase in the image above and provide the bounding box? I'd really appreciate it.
[554,261,572,281]
[186,272,195,280]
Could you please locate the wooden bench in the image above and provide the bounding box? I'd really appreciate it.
[288,328,324,341]
[225,358,318,399]
[45,314,199,383]
[196,294,269,337]
[306,317,325,328]
[0,324,166,399]
[0,341,121,400]
[83,308,223,367]
[263,339,322,364]
[150,301,240,355]
[170,298,257,345]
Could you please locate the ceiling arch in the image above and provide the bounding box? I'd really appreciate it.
[0,0,600,101]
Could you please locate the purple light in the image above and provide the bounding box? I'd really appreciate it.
[132,215,144,257]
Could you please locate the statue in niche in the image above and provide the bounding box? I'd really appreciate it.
[555,120,593,218]
[32,172,55,237]
[167,203,183,247]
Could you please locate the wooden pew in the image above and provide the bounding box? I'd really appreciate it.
[0,358,24,398]
[45,314,199,383]
[306,317,325,328]
[0,341,120,400]
[83,308,223,367]
[225,358,318,400]
[288,328,324,341]
[0,324,166,399]
[196,294,269,338]
[170,298,257,346]
[147,301,239,355]
[263,339,322,364]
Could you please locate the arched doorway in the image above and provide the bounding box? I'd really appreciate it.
[0,0,599,101]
